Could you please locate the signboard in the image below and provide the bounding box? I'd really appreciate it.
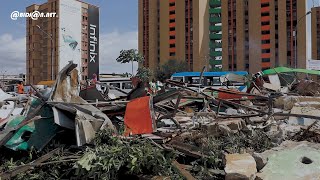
[307,59,320,70]
[87,5,99,80]
[59,0,81,72]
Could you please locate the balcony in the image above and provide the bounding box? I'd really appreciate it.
[169,39,176,44]
[261,34,270,40]
[261,25,270,31]
[210,42,222,48]
[209,59,222,65]
[169,47,176,53]
[261,44,271,49]
[169,22,176,28]
[209,8,221,14]
[261,6,270,13]
[210,51,222,57]
[169,6,175,12]
[209,17,221,23]
[169,31,176,36]
[210,33,222,40]
[261,16,270,22]
[261,53,271,58]
[210,67,222,72]
[210,0,221,7]
[262,62,271,68]
[169,14,176,19]
[209,25,222,32]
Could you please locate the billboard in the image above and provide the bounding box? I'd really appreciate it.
[307,59,320,70]
[59,0,81,73]
[87,5,99,80]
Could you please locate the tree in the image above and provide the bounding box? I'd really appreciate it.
[116,49,144,76]
[155,60,189,82]
[136,66,152,83]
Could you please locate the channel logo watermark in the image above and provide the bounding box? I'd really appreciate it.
[11,11,57,20]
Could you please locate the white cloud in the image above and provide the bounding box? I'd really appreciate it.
[0,34,26,74]
[99,30,138,74]
[0,30,138,75]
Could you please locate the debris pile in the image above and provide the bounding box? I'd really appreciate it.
[1,64,320,179]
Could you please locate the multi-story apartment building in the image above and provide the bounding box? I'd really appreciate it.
[312,6,320,60]
[139,0,220,72]
[139,0,307,73]
[222,0,307,73]
[26,0,99,85]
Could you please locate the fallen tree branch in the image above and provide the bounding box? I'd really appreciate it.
[0,148,60,179]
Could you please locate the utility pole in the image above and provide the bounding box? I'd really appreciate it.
[1,70,7,90]
[36,25,54,80]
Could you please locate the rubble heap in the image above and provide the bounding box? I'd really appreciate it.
[1,64,320,179]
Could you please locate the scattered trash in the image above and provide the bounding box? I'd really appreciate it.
[1,65,320,179]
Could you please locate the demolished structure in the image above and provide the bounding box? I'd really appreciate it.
[1,64,320,179]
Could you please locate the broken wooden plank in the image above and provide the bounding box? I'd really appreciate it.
[172,160,196,180]
[168,140,208,159]
[0,148,60,179]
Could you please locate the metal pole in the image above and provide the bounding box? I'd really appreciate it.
[131,59,133,77]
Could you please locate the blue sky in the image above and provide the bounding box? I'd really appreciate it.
[0,0,317,74]
[0,0,138,74]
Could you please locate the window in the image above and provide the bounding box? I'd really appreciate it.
[170,52,176,56]
[172,77,183,82]
[169,10,175,15]
[262,30,270,35]
[169,19,175,23]
[262,49,270,53]
[169,27,175,31]
[170,44,175,48]
[262,58,270,62]
[110,83,120,88]
[122,82,132,89]
[261,21,270,26]
[170,35,175,39]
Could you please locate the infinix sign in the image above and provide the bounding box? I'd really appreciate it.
[89,24,98,63]
[87,5,99,79]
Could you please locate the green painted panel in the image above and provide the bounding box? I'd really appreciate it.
[210,51,222,57]
[209,34,222,40]
[209,8,221,14]
[209,26,222,32]
[209,17,221,23]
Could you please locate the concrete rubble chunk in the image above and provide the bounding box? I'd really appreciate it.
[217,118,245,131]
[257,141,320,180]
[274,96,320,111]
[202,118,245,136]
[288,106,319,126]
[224,153,257,180]
[252,152,267,171]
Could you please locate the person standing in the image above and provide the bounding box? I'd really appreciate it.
[17,81,24,94]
